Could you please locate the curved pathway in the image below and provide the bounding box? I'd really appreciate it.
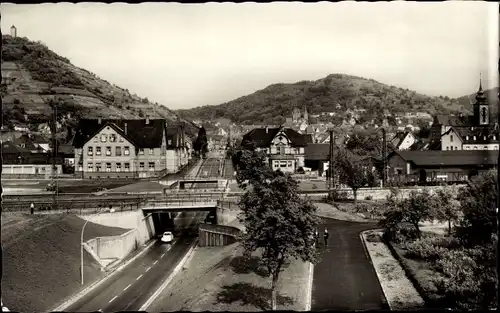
[312,218,389,311]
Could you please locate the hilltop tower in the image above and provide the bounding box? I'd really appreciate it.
[10,25,17,38]
[473,73,489,126]
[292,107,301,123]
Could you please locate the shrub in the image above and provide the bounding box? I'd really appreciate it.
[365,195,373,200]
[404,237,447,261]
[354,203,370,213]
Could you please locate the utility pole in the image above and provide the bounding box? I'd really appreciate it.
[51,100,58,210]
[328,128,335,193]
[382,127,387,188]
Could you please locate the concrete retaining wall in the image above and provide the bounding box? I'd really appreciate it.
[216,200,240,226]
[198,223,242,247]
[96,229,139,260]
[322,185,465,200]
[79,209,155,247]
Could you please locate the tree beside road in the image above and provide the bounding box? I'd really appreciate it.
[236,148,320,310]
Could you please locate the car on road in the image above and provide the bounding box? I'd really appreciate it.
[160,231,174,243]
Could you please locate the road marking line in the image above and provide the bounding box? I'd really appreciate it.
[136,274,143,280]
[161,253,165,258]
[153,260,158,265]
[146,266,151,272]
[124,284,131,291]
[109,295,117,303]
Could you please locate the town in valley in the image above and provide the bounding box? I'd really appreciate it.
[1,2,498,313]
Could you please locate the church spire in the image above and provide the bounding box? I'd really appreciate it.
[475,72,487,102]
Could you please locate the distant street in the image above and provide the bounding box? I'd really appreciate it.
[65,211,205,313]
[312,218,388,311]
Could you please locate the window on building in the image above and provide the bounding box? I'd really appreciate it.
[93,136,98,143]
[140,162,145,170]
[465,146,470,150]
[110,134,117,142]
[87,162,93,172]
[116,163,121,172]
[106,163,111,172]
[495,146,498,150]
[124,163,130,171]
[446,146,450,150]
[115,146,121,156]
[148,162,155,171]
[287,161,293,167]
[450,135,453,142]
[119,136,124,142]
[87,147,93,156]
[78,164,83,171]
[484,136,487,141]
[139,148,144,155]
[280,146,285,155]
[168,140,172,145]
[96,147,101,156]
[494,135,497,141]
[280,161,287,168]
[124,146,130,156]
[484,146,488,150]
[473,146,478,150]
[473,136,476,140]
[149,148,154,155]
[106,146,111,156]
[100,134,107,142]
[96,162,102,172]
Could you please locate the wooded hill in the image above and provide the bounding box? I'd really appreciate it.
[176,73,497,125]
[1,35,198,138]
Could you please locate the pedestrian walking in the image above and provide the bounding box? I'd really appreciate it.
[315,229,320,246]
[324,229,329,247]
[30,203,34,215]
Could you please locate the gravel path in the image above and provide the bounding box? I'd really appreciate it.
[361,230,425,310]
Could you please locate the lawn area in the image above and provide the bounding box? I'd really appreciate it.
[1,213,130,313]
[148,243,310,312]
[316,199,387,221]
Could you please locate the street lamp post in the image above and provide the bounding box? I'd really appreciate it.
[81,209,107,285]
[81,219,90,285]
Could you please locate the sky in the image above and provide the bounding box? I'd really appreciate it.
[1,2,499,110]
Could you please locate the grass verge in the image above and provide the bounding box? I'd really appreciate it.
[1,213,130,313]
[147,243,309,311]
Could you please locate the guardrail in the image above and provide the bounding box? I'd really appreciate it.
[144,198,218,208]
[2,196,148,213]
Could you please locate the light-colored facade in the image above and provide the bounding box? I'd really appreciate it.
[258,130,305,173]
[76,124,168,179]
[440,129,463,151]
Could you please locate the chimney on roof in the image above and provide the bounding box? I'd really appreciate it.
[98,117,102,125]
[124,122,128,135]
[145,115,150,125]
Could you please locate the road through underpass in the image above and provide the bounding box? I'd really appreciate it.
[65,211,206,312]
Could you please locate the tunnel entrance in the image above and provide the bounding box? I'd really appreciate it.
[148,210,216,239]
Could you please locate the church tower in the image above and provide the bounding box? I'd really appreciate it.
[473,74,489,126]
[292,107,300,123]
[10,25,17,38]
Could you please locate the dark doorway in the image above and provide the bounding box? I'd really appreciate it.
[419,169,427,183]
